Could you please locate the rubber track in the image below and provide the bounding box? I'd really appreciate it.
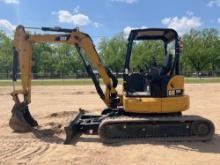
[98,115,215,143]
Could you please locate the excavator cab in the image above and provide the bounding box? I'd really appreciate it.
[124,28,181,97]
[122,28,189,113]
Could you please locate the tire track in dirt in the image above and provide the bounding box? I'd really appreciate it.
[16,143,50,160]
[0,136,52,162]
[0,110,69,163]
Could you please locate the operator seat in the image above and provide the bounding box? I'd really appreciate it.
[149,54,173,97]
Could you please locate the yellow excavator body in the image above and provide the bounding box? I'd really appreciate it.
[123,75,189,113]
[9,25,214,144]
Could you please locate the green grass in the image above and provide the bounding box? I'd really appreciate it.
[0,77,220,86]
[0,79,94,86]
[184,77,220,83]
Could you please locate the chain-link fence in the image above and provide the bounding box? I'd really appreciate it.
[1,71,220,80]
[0,72,89,80]
[182,71,220,77]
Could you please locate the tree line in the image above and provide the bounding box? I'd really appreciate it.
[0,28,220,79]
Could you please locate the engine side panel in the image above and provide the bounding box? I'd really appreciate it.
[123,96,162,113]
[162,95,189,113]
[123,95,189,113]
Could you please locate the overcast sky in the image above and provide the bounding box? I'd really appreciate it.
[0,0,220,42]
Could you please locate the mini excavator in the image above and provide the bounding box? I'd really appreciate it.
[10,25,215,144]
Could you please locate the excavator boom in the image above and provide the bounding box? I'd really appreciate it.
[12,25,118,106]
[10,25,119,134]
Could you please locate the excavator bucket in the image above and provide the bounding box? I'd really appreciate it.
[9,103,38,132]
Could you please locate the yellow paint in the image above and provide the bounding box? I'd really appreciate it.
[162,95,189,113]
[124,95,189,114]
[124,96,162,113]
[167,75,184,92]
[13,25,32,104]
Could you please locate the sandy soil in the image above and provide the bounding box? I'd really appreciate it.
[0,84,220,165]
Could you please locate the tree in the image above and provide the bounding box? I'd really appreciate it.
[0,31,12,78]
[130,40,164,71]
[182,29,220,75]
[32,43,85,78]
[202,29,220,73]
[52,44,85,77]
[99,33,164,72]
[98,33,127,72]
[1,28,220,79]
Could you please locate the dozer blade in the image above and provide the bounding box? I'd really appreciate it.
[64,109,102,144]
[9,103,38,132]
[64,109,85,144]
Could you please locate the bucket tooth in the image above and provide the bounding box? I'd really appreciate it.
[9,103,38,132]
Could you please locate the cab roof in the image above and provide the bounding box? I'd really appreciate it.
[128,28,178,43]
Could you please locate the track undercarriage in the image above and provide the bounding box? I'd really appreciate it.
[9,106,215,144]
[64,109,215,144]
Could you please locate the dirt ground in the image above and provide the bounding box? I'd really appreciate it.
[0,84,220,165]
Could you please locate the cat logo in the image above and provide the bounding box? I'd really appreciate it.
[60,36,67,41]
[55,35,70,41]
